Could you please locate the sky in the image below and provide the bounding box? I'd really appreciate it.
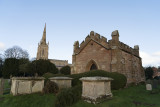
[0,0,160,67]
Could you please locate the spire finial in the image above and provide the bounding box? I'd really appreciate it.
[44,23,46,31]
[40,23,46,44]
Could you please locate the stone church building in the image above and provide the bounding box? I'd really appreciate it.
[36,24,145,83]
[36,24,68,69]
[72,30,145,83]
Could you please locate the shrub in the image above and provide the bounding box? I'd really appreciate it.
[145,66,154,80]
[2,58,19,78]
[69,70,127,90]
[43,80,59,94]
[60,66,71,75]
[127,82,137,87]
[55,85,82,107]
[154,76,160,80]
[28,59,59,76]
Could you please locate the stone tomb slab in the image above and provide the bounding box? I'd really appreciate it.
[17,81,31,94]
[80,76,113,104]
[49,77,73,89]
[11,77,45,96]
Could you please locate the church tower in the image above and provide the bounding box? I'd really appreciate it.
[36,23,49,60]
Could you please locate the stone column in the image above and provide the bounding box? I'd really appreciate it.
[0,78,4,95]
[80,76,113,104]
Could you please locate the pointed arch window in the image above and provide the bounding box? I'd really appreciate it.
[86,59,98,71]
[90,64,97,70]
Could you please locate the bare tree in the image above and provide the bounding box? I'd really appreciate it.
[4,46,29,59]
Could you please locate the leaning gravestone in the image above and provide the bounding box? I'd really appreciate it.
[0,78,4,95]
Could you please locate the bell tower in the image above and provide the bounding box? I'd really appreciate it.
[36,23,49,60]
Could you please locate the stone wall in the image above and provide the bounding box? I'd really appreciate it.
[11,77,45,96]
[50,59,68,69]
[72,40,111,74]
[121,51,145,83]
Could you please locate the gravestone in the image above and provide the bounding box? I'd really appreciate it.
[146,84,152,91]
[0,78,4,95]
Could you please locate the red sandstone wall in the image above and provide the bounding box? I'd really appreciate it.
[74,40,111,73]
[122,51,143,83]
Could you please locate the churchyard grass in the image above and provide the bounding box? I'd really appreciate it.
[72,85,160,107]
[1,84,160,107]
[0,93,55,107]
[3,79,11,95]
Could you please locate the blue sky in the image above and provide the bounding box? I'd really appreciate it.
[0,0,160,67]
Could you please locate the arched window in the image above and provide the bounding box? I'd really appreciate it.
[90,64,97,70]
[86,59,98,71]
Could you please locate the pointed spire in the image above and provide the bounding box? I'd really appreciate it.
[41,23,46,44]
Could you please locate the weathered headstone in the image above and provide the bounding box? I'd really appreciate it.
[146,84,152,91]
[0,78,4,95]
[49,77,72,89]
[80,76,113,104]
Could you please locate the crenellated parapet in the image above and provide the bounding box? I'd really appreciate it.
[118,41,139,57]
[73,41,80,54]
[73,31,109,54]
[73,30,140,57]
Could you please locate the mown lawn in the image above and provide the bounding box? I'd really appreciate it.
[0,84,160,107]
[72,85,160,107]
[0,93,55,107]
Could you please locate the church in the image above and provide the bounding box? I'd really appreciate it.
[36,24,68,69]
[72,30,145,83]
[36,24,145,83]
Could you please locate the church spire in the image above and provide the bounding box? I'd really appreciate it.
[41,23,46,44]
[37,23,49,60]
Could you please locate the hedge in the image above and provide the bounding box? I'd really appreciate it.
[43,72,65,79]
[69,70,127,90]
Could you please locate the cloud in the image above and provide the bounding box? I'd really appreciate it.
[140,51,160,67]
[0,42,5,50]
[153,52,160,56]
